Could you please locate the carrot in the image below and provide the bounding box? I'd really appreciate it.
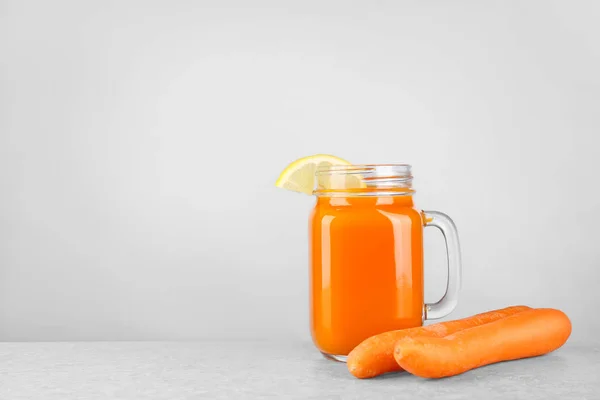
[394,308,572,379]
[347,305,531,379]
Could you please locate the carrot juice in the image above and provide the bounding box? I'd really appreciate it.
[310,194,424,357]
[305,163,461,360]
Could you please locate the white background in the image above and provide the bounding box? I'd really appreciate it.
[1,0,598,342]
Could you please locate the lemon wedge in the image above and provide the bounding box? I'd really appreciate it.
[275,154,352,194]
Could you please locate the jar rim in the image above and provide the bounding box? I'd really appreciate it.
[316,163,412,174]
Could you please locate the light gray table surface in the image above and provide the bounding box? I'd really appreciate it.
[0,340,597,399]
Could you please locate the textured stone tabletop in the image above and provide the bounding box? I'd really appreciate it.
[0,341,597,399]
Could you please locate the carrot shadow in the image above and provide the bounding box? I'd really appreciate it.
[350,353,570,383]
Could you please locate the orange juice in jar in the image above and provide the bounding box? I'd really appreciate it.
[276,158,462,361]
[310,164,461,361]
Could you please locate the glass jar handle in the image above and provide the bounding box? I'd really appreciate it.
[423,211,462,320]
